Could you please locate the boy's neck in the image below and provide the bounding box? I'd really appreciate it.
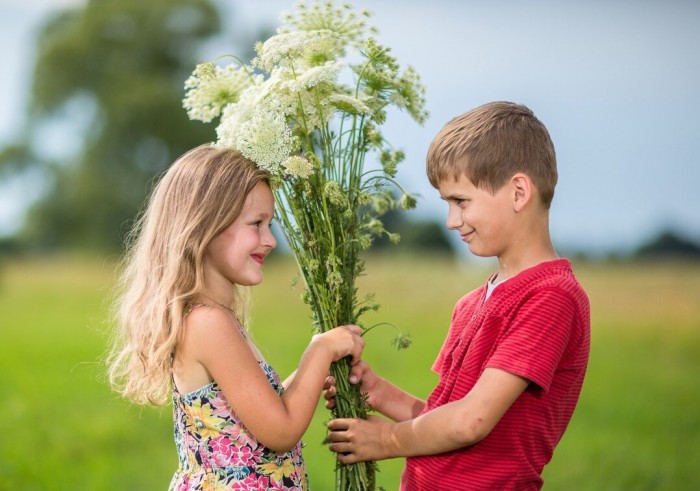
[495,226,558,281]
[496,249,559,280]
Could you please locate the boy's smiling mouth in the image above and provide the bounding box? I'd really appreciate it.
[461,230,475,242]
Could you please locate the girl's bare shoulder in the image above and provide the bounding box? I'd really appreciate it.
[183,304,242,341]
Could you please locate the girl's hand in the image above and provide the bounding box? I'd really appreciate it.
[311,325,365,364]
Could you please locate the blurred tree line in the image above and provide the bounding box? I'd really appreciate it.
[0,0,452,255]
[634,229,700,260]
[18,0,697,262]
[0,0,223,251]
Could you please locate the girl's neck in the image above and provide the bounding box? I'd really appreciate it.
[200,295,235,313]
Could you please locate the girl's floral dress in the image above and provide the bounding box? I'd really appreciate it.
[169,327,308,490]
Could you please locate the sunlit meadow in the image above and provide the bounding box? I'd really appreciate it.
[1,255,698,490]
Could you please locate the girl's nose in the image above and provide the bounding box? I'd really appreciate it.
[263,226,277,250]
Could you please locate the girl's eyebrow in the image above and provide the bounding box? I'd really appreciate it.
[250,210,273,220]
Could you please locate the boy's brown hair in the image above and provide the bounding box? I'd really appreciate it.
[426,101,557,208]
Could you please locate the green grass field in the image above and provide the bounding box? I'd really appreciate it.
[1,255,699,490]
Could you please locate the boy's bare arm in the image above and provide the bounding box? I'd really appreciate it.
[326,367,528,463]
[370,374,426,422]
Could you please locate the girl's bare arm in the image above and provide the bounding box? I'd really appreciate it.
[181,306,364,453]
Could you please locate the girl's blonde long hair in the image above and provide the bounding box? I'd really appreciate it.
[108,144,269,405]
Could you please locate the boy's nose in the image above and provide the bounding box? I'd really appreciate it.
[446,206,462,230]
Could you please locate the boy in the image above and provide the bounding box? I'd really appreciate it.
[325,101,591,490]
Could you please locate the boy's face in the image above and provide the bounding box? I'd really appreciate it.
[438,174,516,258]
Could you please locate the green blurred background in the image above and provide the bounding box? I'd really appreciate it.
[1,257,699,490]
[1,1,699,490]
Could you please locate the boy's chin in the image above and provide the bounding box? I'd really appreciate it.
[467,245,490,258]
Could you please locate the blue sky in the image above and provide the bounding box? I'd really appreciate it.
[1,0,699,255]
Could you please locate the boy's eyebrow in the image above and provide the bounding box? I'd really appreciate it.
[439,192,468,201]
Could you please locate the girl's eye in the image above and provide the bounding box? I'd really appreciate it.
[253,219,273,228]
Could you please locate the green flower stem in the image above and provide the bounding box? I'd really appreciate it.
[329,358,376,491]
[275,176,376,490]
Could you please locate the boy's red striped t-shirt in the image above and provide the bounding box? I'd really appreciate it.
[401,259,590,490]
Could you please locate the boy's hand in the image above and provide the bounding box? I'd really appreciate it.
[322,375,337,410]
[326,416,395,463]
[323,360,384,411]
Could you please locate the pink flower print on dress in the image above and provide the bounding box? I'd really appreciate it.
[231,445,256,466]
[230,474,269,490]
[210,435,234,455]
[248,446,264,464]
[224,421,257,448]
[208,393,233,419]
[170,371,307,489]
[270,483,296,491]
[208,435,235,467]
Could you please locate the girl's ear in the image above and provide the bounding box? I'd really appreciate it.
[511,173,532,212]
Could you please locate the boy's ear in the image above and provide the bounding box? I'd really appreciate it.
[511,173,532,212]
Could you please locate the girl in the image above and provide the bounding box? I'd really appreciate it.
[108,144,364,490]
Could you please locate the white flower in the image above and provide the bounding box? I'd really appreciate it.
[215,82,268,149]
[286,62,342,92]
[253,30,338,72]
[235,110,295,174]
[328,93,371,115]
[215,103,242,149]
[259,67,336,133]
[283,155,315,179]
[183,63,258,123]
[280,1,376,52]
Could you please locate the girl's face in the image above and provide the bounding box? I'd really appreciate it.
[204,182,276,291]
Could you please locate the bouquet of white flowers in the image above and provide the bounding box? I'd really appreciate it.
[183,2,427,489]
